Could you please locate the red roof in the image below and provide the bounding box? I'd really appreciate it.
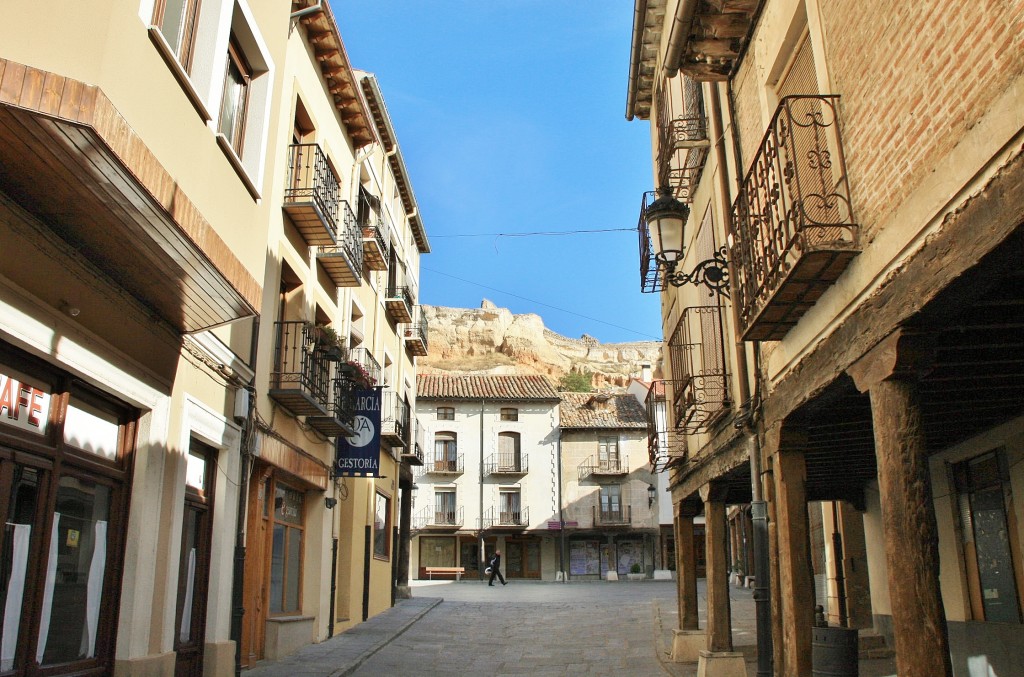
[417,374,561,401]
[559,392,648,429]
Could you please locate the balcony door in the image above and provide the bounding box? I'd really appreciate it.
[600,485,621,522]
[434,433,456,472]
[497,432,520,472]
[499,490,521,525]
[434,491,456,525]
[598,436,619,472]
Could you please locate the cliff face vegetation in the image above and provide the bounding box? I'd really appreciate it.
[420,300,663,390]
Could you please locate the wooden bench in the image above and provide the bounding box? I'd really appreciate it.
[425,566,465,581]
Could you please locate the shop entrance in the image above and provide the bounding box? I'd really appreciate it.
[504,539,541,578]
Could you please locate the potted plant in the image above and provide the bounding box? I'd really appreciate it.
[308,324,344,361]
[627,562,645,581]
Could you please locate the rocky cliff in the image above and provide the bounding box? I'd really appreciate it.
[420,300,663,390]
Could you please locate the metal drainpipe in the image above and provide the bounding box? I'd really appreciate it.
[707,83,773,677]
[289,2,322,21]
[231,316,260,677]
[664,0,699,78]
[557,433,566,581]
[478,399,485,578]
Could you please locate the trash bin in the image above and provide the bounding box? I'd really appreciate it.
[811,626,858,677]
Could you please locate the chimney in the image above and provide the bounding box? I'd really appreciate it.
[641,363,652,381]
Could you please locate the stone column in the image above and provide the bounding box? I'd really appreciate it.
[696,484,745,676]
[770,426,815,677]
[395,469,414,599]
[848,330,951,677]
[672,500,705,662]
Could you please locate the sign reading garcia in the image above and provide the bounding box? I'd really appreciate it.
[335,388,382,477]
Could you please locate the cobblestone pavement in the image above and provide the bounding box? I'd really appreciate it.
[353,580,681,677]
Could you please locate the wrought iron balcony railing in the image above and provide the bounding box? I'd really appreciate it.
[644,382,675,473]
[307,374,357,438]
[283,143,340,246]
[425,454,464,475]
[483,452,528,476]
[594,505,632,526]
[346,347,381,387]
[357,190,390,271]
[403,306,429,357]
[483,506,529,529]
[577,455,629,481]
[316,200,363,287]
[380,389,409,447]
[385,283,415,324]
[656,75,709,203]
[731,95,860,341]
[668,306,730,434]
[268,321,331,416]
[415,505,463,530]
[401,418,425,466]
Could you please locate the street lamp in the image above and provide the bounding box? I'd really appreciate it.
[647,483,657,508]
[645,186,731,297]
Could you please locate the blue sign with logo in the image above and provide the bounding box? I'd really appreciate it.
[335,388,381,477]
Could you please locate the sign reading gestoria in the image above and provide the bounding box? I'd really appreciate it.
[334,388,382,477]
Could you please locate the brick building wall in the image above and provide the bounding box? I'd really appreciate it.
[821,0,1023,240]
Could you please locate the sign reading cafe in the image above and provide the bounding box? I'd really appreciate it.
[0,371,51,435]
[335,388,382,477]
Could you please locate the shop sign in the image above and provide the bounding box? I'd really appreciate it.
[335,388,381,477]
[0,371,51,435]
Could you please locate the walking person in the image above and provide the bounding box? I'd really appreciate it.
[487,550,507,586]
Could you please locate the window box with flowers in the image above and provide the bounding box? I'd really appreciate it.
[339,360,376,389]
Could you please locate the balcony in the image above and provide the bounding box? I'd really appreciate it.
[346,347,381,387]
[385,283,415,324]
[483,506,529,530]
[644,382,673,473]
[380,390,409,447]
[593,505,632,526]
[577,455,629,482]
[656,76,709,203]
[483,452,528,477]
[731,95,860,341]
[315,200,363,287]
[306,374,357,438]
[414,505,463,531]
[361,216,389,271]
[424,454,464,476]
[668,306,731,434]
[283,143,341,246]
[268,321,331,416]
[404,306,429,357]
[402,418,426,466]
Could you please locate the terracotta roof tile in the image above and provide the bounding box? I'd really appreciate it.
[417,374,561,401]
[559,392,649,429]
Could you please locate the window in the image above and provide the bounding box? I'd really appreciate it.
[497,432,521,472]
[434,490,456,525]
[500,407,518,421]
[499,490,521,525]
[437,406,454,421]
[599,436,620,471]
[269,482,304,614]
[152,0,201,71]
[953,450,1022,623]
[373,492,391,559]
[218,38,251,155]
[599,485,622,522]
[434,432,457,472]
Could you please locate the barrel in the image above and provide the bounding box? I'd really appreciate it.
[811,626,858,677]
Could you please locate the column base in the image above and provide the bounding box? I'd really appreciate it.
[605,571,618,581]
[696,650,746,677]
[671,629,707,662]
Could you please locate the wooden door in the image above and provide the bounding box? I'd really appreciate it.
[240,465,272,666]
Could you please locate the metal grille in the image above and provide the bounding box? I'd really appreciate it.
[668,306,730,434]
[284,143,340,237]
[656,75,709,202]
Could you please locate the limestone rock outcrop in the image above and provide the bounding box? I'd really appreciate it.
[420,301,663,390]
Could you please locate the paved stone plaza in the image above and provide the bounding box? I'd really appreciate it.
[245,579,897,677]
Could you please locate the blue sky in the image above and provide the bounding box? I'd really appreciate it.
[336,1,660,343]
